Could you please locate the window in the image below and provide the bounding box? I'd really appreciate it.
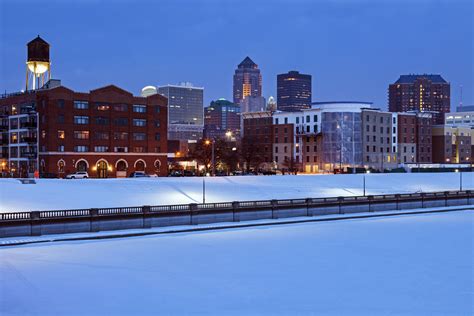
[95,132,109,140]
[57,99,65,109]
[74,131,89,139]
[306,126,310,133]
[58,145,65,152]
[154,120,160,128]
[94,146,109,152]
[57,115,65,124]
[58,130,65,139]
[114,132,128,140]
[95,117,109,125]
[366,125,369,132]
[132,146,146,153]
[284,117,288,124]
[296,117,299,124]
[42,130,46,139]
[155,106,161,113]
[306,156,309,162]
[133,119,146,127]
[306,146,310,152]
[133,133,146,141]
[306,115,310,123]
[114,104,128,112]
[275,118,279,124]
[74,145,88,152]
[313,115,318,122]
[114,118,128,126]
[74,101,88,109]
[314,146,317,152]
[275,147,279,153]
[74,116,89,125]
[133,105,146,113]
[95,104,110,111]
[155,133,161,141]
[114,147,128,153]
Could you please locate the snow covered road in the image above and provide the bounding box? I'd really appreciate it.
[1,172,473,213]
[0,210,472,315]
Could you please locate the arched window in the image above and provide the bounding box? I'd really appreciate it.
[116,160,127,171]
[40,160,46,173]
[58,160,65,173]
[76,160,88,172]
[135,160,145,172]
[154,159,161,173]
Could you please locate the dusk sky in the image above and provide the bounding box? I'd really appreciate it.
[1,0,472,110]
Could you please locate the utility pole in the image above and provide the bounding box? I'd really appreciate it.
[211,140,215,177]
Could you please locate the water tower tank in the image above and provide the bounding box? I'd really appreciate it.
[26,35,51,90]
[27,36,50,63]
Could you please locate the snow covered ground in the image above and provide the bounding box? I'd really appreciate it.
[1,172,473,213]
[0,210,472,315]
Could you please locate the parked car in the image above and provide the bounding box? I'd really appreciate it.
[65,171,89,179]
[129,171,149,178]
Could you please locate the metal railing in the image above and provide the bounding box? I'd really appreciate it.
[1,190,472,222]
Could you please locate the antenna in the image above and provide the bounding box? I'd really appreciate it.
[459,85,463,110]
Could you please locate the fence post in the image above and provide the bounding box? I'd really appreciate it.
[395,194,400,210]
[189,203,198,225]
[30,211,41,236]
[232,201,240,222]
[90,208,99,232]
[338,197,344,214]
[142,205,151,228]
[367,195,374,212]
[444,191,449,207]
[467,190,472,205]
[420,193,425,208]
[305,198,312,216]
[271,199,278,219]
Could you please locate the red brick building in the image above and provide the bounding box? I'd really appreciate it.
[0,83,168,178]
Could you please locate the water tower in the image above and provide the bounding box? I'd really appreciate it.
[26,35,51,90]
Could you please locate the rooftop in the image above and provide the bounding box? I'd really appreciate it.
[394,74,448,84]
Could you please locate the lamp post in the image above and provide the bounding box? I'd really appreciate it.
[363,170,370,196]
[455,168,462,191]
[205,139,215,177]
[202,176,206,203]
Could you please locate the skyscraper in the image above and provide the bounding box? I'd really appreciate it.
[157,82,204,141]
[204,98,241,139]
[277,71,312,112]
[233,57,262,107]
[388,74,450,124]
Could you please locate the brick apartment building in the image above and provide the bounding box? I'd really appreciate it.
[432,125,472,164]
[388,74,450,124]
[241,111,273,169]
[0,82,168,178]
[396,112,433,164]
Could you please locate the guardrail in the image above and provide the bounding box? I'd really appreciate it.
[1,190,472,238]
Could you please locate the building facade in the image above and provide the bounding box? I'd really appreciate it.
[157,83,204,141]
[277,71,312,112]
[241,96,266,113]
[233,57,262,108]
[388,74,450,124]
[432,125,472,164]
[0,84,168,178]
[204,98,241,139]
[361,109,398,170]
[241,111,273,170]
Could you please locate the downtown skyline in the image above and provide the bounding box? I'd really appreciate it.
[1,0,472,110]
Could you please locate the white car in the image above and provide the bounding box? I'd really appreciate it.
[65,171,89,179]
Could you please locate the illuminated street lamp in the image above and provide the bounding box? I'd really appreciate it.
[205,139,215,176]
[363,170,370,196]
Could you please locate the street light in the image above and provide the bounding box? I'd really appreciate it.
[363,170,370,196]
[455,168,462,191]
[205,139,215,176]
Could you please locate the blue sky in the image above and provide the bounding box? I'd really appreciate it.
[1,0,472,110]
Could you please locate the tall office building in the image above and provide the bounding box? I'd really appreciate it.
[204,98,241,139]
[157,82,204,141]
[277,71,312,112]
[388,74,450,124]
[233,57,262,107]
